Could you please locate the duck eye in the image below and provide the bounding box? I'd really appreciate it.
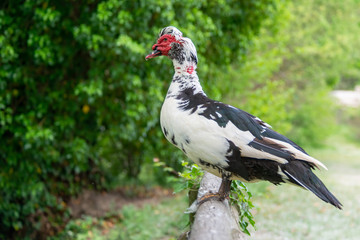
[164,38,168,41]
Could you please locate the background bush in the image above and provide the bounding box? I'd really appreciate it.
[0,0,282,238]
[221,0,360,147]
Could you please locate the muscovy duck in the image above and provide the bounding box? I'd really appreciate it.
[146,26,342,209]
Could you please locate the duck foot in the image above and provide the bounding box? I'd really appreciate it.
[198,175,232,205]
[197,192,229,205]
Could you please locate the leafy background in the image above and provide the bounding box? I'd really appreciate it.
[1,0,359,239]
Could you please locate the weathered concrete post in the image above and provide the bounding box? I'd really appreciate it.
[188,172,248,240]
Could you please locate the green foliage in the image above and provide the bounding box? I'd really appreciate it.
[164,160,256,235]
[220,0,360,147]
[288,89,337,147]
[279,0,360,146]
[336,107,360,143]
[173,161,204,194]
[0,0,281,237]
[230,181,256,235]
[285,0,360,90]
[220,0,296,134]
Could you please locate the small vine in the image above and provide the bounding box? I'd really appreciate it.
[230,180,256,235]
[154,160,256,235]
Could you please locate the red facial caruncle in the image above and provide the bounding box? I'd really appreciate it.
[145,34,181,60]
[186,66,194,74]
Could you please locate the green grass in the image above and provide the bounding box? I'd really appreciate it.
[114,195,188,240]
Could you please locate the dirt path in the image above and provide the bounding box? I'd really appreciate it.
[68,186,174,218]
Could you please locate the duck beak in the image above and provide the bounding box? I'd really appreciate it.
[145,47,162,60]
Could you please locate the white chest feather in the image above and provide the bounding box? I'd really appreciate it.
[161,96,247,166]
[160,96,257,180]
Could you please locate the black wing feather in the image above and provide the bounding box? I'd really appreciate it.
[176,87,307,157]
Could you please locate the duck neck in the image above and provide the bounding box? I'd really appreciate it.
[173,58,197,76]
[168,59,204,96]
